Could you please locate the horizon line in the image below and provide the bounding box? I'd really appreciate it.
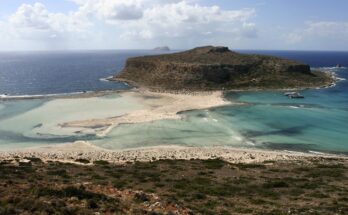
[0,48,348,53]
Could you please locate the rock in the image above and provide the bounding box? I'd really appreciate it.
[113,46,332,91]
[135,192,150,202]
[153,46,170,51]
[19,159,31,164]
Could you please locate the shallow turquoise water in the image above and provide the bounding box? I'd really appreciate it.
[0,94,143,150]
[220,68,348,154]
[93,110,247,150]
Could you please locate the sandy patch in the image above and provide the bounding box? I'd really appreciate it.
[61,89,231,137]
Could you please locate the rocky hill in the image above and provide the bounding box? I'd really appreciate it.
[113,46,333,91]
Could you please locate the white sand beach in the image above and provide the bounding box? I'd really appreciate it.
[60,89,231,137]
[0,140,345,164]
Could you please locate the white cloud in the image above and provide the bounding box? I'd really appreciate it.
[9,3,51,30]
[117,1,257,45]
[73,0,145,22]
[2,2,91,42]
[0,0,258,49]
[287,21,348,44]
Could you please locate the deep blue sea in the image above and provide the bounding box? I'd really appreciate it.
[0,50,347,154]
[0,50,160,96]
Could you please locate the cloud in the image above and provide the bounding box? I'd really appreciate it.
[0,0,258,49]
[117,1,257,44]
[73,0,145,22]
[9,3,51,30]
[286,21,348,44]
[3,2,91,41]
[69,0,259,47]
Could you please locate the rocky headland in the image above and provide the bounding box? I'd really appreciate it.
[113,46,333,91]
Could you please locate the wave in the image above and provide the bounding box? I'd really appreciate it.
[308,150,327,155]
[289,106,300,109]
[316,69,347,89]
[0,91,88,99]
[336,77,346,81]
[99,76,113,82]
[315,66,347,71]
[274,103,321,109]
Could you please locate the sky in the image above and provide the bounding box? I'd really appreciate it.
[0,0,348,51]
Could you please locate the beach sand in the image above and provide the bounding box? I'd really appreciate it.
[60,89,231,137]
[0,140,345,164]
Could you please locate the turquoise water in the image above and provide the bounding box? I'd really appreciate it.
[0,94,144,150]
[93,111,246,150]
[222,68,348,154]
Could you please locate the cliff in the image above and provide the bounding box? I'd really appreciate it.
[114,46,333,91]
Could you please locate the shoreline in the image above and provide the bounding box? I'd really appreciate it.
[1,68,339,101]
[0,89,130,101]
[114,71,336,94]
[0,141,346,164]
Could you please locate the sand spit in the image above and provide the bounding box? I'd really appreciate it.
[61,89,231,137]
[0,141,345,164]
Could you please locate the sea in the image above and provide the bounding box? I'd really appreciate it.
[0,50,347,155]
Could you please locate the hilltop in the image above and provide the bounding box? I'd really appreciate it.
[113,46,333,91]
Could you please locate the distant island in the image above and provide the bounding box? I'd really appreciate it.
[113,46,333,91]
[153,46,170,51]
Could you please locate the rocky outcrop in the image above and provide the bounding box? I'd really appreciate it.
[153,46,170,51]
[114,46,333,91]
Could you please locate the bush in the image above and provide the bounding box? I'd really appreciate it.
[93,160,109,165]
[87,199,99,209]
[202,159,225,169]
[263,180,289,188]
[24,157,42,163]
[75,159,90,164]
[36,186,107,201]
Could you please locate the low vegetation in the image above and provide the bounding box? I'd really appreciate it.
[0,157,347,214]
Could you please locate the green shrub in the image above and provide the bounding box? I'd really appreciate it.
[202,159,225,169]
[75,159,90,164]
[263,180,289,188]
[93,160,109,165]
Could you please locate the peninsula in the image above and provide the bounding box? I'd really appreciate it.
[114,46,332,91]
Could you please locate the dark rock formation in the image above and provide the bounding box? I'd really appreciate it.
[153,46,170,51]
[114,46,333,91]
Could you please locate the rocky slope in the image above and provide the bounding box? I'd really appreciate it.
[114,46,333,91]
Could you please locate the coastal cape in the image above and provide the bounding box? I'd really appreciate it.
[113,46,332,90]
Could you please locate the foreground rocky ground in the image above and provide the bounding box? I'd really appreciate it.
[0,157,347,215]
